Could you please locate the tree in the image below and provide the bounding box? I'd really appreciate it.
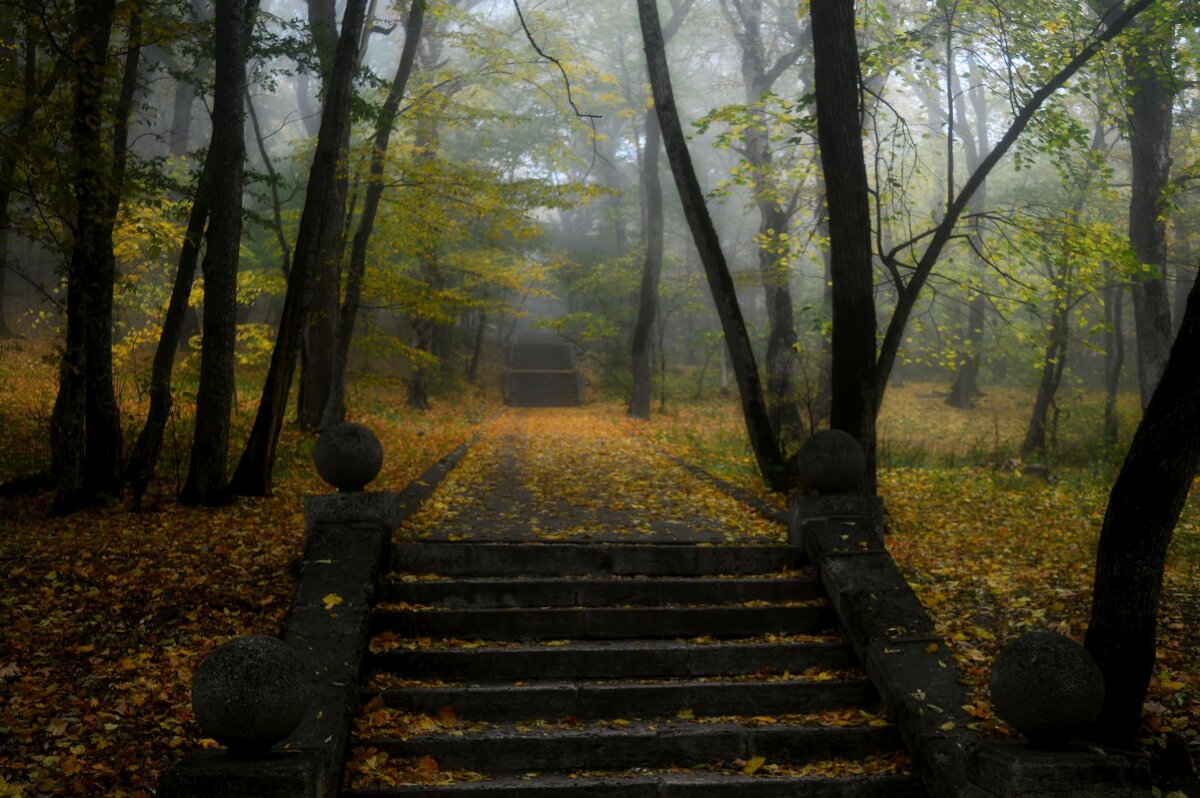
[229,0,370,497]
[1119,5,1177,408]
[50,0,141,513]
[630,0,692,420]
[1085,275,1200,741]
[719,0,808,447]
[637,0,788,491]
[810,0,876,493]
[179,0,253,505]
[321,0,425,428]
[808,0,1153,491]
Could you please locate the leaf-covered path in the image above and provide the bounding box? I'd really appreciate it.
[404,408,781,543]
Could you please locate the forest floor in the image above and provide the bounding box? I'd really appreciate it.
[0,336,1197,795]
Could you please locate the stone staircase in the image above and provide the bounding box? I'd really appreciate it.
[504,333,583,407]
[340,540,926,795]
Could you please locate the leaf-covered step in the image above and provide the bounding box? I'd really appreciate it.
[365,677,876,721]
[342,769,924,797]
[391,542,806,578]
[354,721,902,772]
[378,575,822,609]
[369,605,837,641]
[367,639,856,681]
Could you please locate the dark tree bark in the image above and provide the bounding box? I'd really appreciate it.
[229,0,369,497]
[1122,13,1176,408]
[179,0,250,505]
[1103,276,1125,447]
[629,1,691,420]
[810,0,877,494]
[51,0,140,513]
[946,293,987,408]
[636,0,787,490]
[1020,268,1070,459]
[1086,276,1200,741]
[629,109,663,420]
[321,0,424,428]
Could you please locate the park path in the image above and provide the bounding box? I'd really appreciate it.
[339,408,925,796]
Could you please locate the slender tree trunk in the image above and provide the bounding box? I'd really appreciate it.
[321,0,424,428]
[1123,16,1175,408]
[629,110,663,420]
[180,0,249,505]
[1020,283,1069,459]
[1103,276,1125,447]
[127,178,211,504]
[946,293,987,408]
[811,0,877,494]
[229,0,369,497]
[636,0,787,490]
[467,310,485,383]
[1086,277,1200,742]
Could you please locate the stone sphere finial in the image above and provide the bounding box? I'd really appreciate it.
[791,429,866,494]
[191,636,311,758]
[989,631,1104,746]
[314,422,384,492]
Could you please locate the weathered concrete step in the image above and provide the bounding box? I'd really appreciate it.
[356,722,902,772]
[368,679,876,720]
[391,543,805,577]
[343,771,925,797]
[368,640,856,680]
[370,605,837,640]
[378,576,822,608]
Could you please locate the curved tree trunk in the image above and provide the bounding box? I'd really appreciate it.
[322,0,425,428]
[1086,277,1200,742]
[180,0,249,505]
[636,0,787,491]
[229,0,369,497]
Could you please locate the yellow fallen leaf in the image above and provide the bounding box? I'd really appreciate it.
[677,708,694,720]
[940,721,956,732]
[742,755,766,775]
[323,593,344,610]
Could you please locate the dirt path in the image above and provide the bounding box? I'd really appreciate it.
[402,408,782,543]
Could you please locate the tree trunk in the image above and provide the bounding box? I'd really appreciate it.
[1124,16,1175,408]
[629,109,663,420]
[180,0,249,505]
[945,293,987,408]
[811,0,877,494]
[467,310,485,383]
[1085,276,1200,742]
[636,0,787,490]
[51,0,135,513]
[722,0,805,449]
[229,0,369,497]
[1020,284,1069,459]
[1103,277,1125,448]
[321,0,424,428]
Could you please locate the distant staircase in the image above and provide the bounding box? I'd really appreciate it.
[504,332,583,407]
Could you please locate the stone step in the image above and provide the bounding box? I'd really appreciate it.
[355,721,902,773]
[378,576,822,608]
[342,772,925,797]
[368,639,856,681]
[366,678,877,720]
[391,543,806,578]
[370,605,837,641]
